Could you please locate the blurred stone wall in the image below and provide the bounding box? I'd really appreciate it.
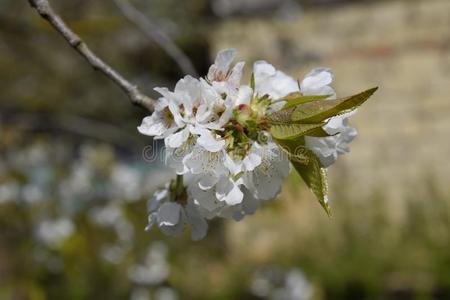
[210,0,450,206]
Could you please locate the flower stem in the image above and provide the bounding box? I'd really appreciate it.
[175,174,184,198]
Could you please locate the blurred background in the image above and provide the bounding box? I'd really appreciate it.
[1,0,449,299]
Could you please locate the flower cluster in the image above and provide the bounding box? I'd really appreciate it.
[138,49,377,240]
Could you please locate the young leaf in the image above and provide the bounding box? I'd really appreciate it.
[290,150,331,216]
[273,137,331,215]
[292,87,378,123]
[305,127,334,137]
[267,107,295,124]
[281,94,330,110]
[270,123,325,140]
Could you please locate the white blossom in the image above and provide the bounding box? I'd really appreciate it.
[243,143,290,201]
[207,48,244,96]
[300,68,358,168]
[253,60,298,102]
[138,49,364,240]
[305,122,357,167]
[146,184,208,241]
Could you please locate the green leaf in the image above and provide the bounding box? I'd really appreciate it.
[270,123,325,140]
[273,137,331,215]
[281,93,331,110]
[305,127,334,137]
[274,137,309,164]
[250,72,255,91]
[292,87,378,123]
[290,149,331,216]
[267,108,295,124]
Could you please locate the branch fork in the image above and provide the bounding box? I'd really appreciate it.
[27,0,155,112]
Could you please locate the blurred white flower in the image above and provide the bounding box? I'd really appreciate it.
[36,217,74,248]
[251,267,313,300]
[154,287,179,300]
[101,244,127,264]
[130,288,150,300]
[111,164,142,201]
[0,181,19,204]
[22,183,45,204]
[128,242,170,285]
[89,203,134,244]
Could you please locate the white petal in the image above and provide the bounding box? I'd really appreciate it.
[174,75,200,103]
[253,61,298,99]
[235,85,253,106]
[216,49,236,67]
[188,183,223,212]
[243,152,262,172]
[223,183,244,205]
[269,71,299,96]
[245,143,289,200]
[165,128,189,148]
[305,136,338,168]
[196,131,225,152]
[324,116,346,135]
[185,202,208,241]
[198,175,219,190]
[214,99,234,128]
[305,122,357,168]
[300,68,335,97]
[301,68,333,90]
[195,103,211,123]
[137,114,167,137]
[154,87,172,99]
[224,154,243,176]
[159,218,185,237]
[157,202,181,227]
[167,101,185,127]
[216,177,244,205]
[145,212,157,231]
[252,175,283,200]
[253,60,276,78]
[207,48,236,81]
[241,187,260,215]
[154,97,169,111]
[147,187,169,212]
[165,138,194,175]
[227,61,245,87]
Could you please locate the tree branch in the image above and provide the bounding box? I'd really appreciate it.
[27,0,155,112]
[113,0,198,77]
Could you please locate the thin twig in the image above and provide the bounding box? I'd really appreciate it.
[27,0,155,112]
[113,0,198,77]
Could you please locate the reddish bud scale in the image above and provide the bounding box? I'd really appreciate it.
[238,104,249,111]
[234,123,244,132]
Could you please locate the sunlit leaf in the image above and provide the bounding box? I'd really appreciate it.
[267,107,295,124]
[292,87,378,123]
[291,149,331,216]
[270,123,325,140]
[273,137,331,215]
[305,127,334,137]
[281,93,330,110]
